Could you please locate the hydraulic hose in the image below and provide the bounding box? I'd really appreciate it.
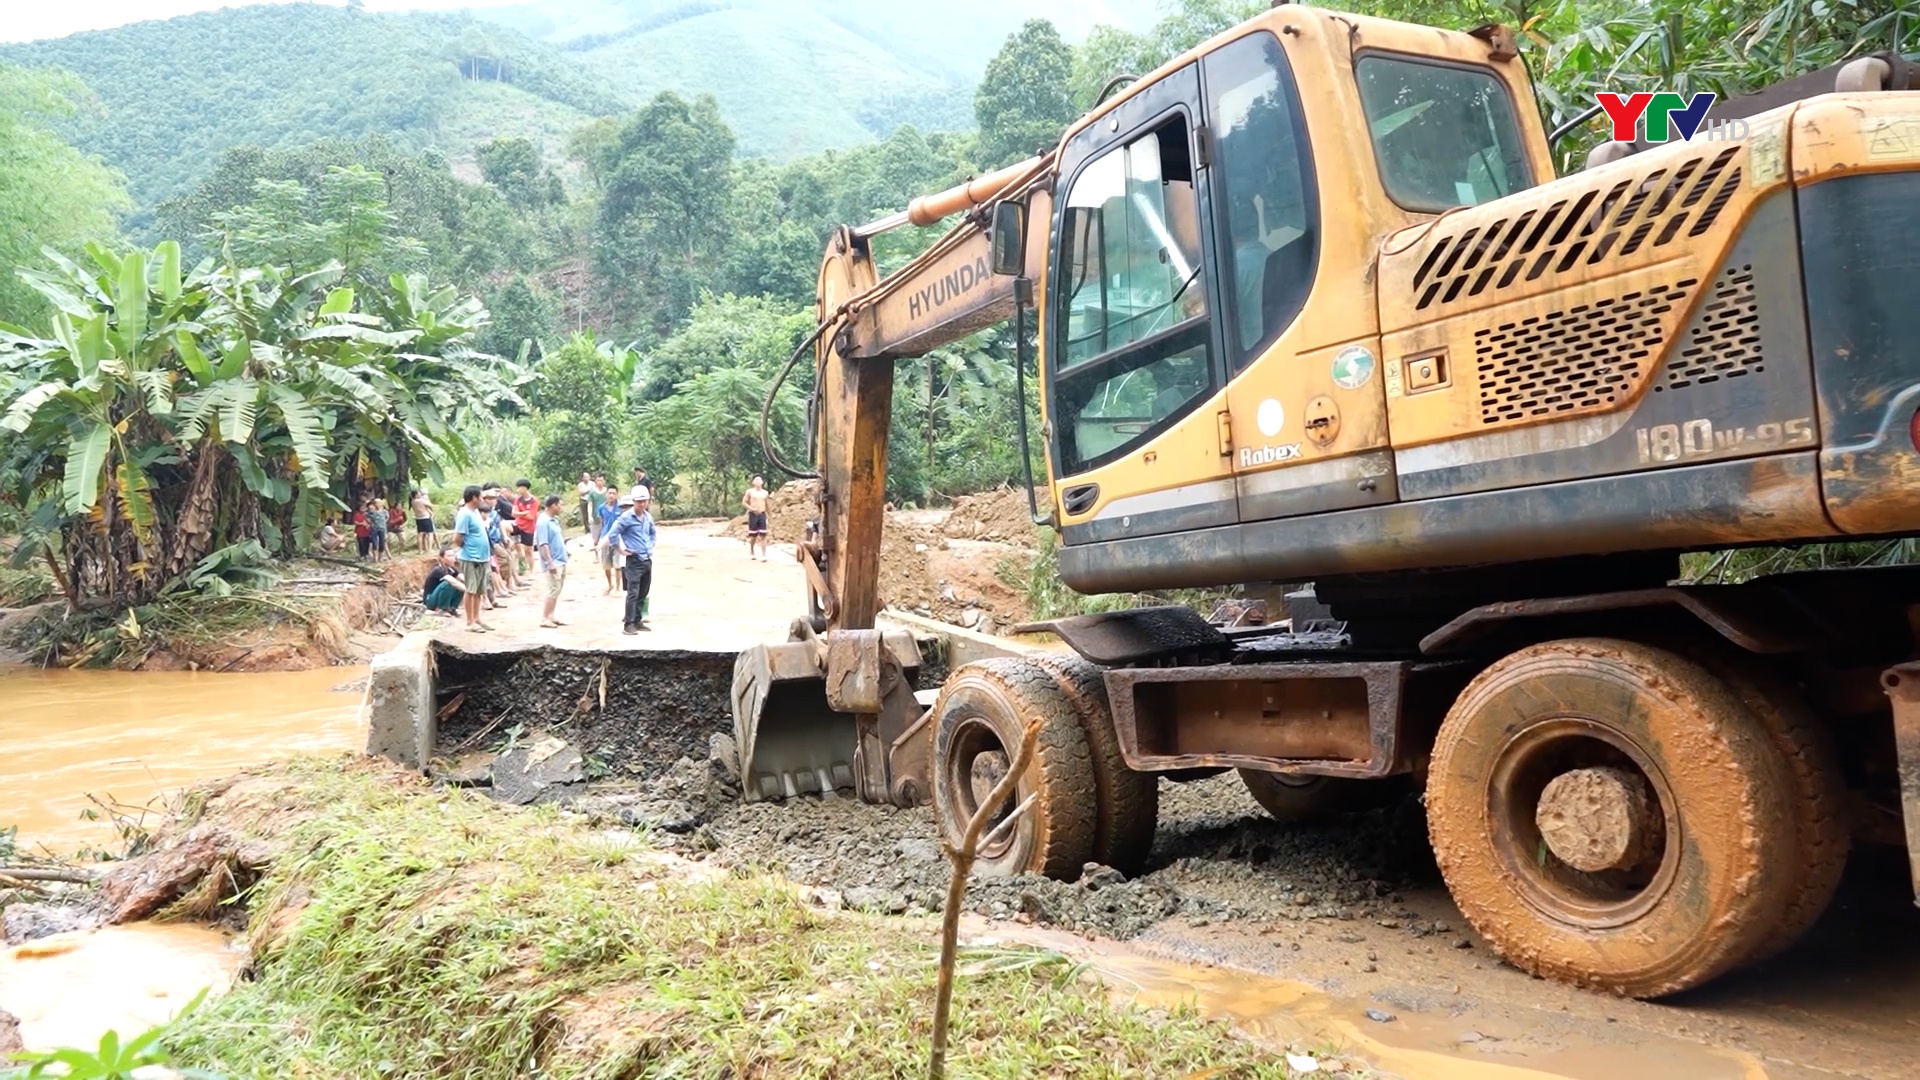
[762,315,838,481]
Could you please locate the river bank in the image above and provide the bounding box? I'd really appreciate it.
[4,759,1326,1078]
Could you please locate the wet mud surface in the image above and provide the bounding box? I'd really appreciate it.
[553,756,1920,1079]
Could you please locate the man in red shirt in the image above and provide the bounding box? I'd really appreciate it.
[511,478,540,577]
[352,499,372,560]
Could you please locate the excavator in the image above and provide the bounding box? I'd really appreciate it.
[729,4,1920,998]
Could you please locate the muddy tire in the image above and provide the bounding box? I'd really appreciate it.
[1426,638,1797,998]
[931,659,1097,879]
[1692,652,1850,962]
[1030,654,1159,874]
[1238,771,1396,823]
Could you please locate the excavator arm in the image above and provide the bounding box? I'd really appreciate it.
[732,156,1054,805]
[808,155,1053,630]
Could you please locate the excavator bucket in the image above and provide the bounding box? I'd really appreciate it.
[730,624,932,805]
[731,638,854,801]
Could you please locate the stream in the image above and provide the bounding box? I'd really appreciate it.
[0,664,367,855]
[0,664,366,1053]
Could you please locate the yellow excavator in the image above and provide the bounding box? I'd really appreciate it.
[730,5,1920,997]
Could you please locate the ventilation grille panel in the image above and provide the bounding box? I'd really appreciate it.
[1413,146,1742,313]
[1475,281,1696,425]
[1656,265,1762,392]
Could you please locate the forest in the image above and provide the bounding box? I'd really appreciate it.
[1,0,1917,612]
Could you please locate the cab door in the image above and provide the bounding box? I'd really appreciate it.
[1048,65,1238,545]
[1203,30,1399,524]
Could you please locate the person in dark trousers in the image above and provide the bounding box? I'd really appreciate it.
[601,488,656,634]
[421,546,469,613]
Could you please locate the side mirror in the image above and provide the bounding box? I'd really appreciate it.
[990,200,1027,278]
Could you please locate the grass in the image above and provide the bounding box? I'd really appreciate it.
[166,760,1300,1079]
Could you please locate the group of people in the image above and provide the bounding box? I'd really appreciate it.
[399,465,778,637]
[418,468,661,636]
[321,490,439,560]
[419,480,571,632]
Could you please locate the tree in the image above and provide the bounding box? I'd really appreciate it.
[478,277,557,360]
[0,65,131,326]
[0,242,522,608]
[595,92,738,335]
[1069,25,1157,109]
[477,136,562,209]
[212,165,428,284]
[975,19,1076,167]
[630,295,811,512]
[634,294,812,404]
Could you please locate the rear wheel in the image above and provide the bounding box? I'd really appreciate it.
[931,659,1097,879]
[1426,638,1798,997]
[1030,654,1158,874]
[1693,652,1850,962]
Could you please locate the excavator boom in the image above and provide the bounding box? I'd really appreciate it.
[732,157,1052,804]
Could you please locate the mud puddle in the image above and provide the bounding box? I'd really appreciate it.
[0,923,240,1051]
[0,664,368,853]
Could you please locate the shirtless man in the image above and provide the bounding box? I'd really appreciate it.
[741,475,770,561]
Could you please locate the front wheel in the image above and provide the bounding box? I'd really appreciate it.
[1425,638,1797,998]
[931,659,1097,879]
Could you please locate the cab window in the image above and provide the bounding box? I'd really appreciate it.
[1204,31,1316,368]
[1357,54,1530,212]
[1052,116,1212,476]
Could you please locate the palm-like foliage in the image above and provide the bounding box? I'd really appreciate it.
[0,241,523,607]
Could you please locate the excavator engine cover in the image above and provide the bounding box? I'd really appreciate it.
[731,622,930,805]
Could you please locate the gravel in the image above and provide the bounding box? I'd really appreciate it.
[556,757,1441,943]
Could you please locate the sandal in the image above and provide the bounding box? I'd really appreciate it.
[466,624,489,633]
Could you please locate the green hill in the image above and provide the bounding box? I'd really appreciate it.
[0,0,1163,224]
[0,4,615,223]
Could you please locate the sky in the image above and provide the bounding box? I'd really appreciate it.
[2,0,1148,44]
[2,0,515,43]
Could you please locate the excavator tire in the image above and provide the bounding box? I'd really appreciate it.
[1687,650,1850,963]
[1238,771,1401,824]
[1029,654,1159,875]
[931,659,1097,879]
[1426,638,1799,998]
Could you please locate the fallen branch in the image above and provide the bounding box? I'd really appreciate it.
[931,718,1040,1080]
[0,866,97,884]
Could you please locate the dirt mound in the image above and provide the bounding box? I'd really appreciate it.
[723,480,819,543]
[944,486,1039,544]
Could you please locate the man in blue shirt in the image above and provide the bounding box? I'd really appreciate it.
[451,485,493,632]
[600,488,656,634]
[534,494,569,629]
[595,488,622,595]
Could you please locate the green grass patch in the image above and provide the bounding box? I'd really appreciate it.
[168,761,1298,1078]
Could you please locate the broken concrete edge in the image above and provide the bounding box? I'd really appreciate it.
[363,614,1060,774]
[878,609,1069,669]
[364,630,436,771]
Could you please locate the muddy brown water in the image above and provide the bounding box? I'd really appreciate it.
[0,664,367,853]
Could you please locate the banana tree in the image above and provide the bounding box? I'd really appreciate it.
[0,242,524,608]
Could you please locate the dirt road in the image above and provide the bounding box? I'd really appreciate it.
[424,520,807,655]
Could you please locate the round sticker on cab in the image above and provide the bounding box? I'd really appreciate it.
[1256,398,1285,438]
[1332,345,1376,391]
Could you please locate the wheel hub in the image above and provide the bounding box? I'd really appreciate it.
[1535,766,1660,873]
[969,751,1009,809]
